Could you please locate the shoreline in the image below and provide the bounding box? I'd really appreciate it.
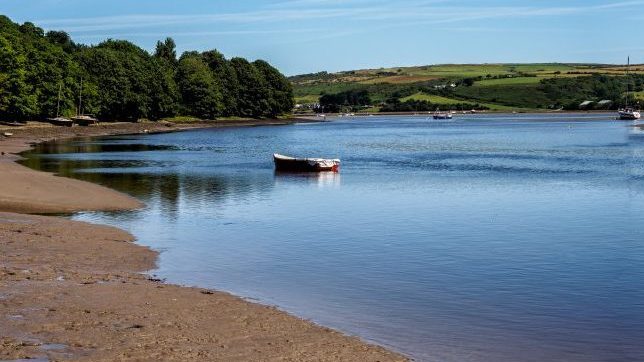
[297,110,624,117]
[0,120,407,361]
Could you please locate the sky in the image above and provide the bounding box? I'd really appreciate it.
[2,0,644,75]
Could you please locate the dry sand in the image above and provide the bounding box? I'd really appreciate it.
[0,122,407,361]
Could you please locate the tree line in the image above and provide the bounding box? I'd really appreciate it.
[0,15,294,123]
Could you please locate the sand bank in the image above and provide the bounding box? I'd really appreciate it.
[0,121,407,361]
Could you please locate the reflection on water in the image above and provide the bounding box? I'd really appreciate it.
[274,171,341,188]
[21,114,644,362]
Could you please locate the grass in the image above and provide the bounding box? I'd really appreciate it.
[400,92,532,111]
[633,91,644,101]
[161,116,204,123]
[290,63,644,112]
[295,95,320,104]
[363,63,579,79]
[401,93,464,104]
[358,75,437,84]
[453,84,551,109]
[293,82,362,98]
[473,77,544,86]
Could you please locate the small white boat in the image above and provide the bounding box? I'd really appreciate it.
[618,108,641,120]
[47,117,73,127]
[3,132,13,137]
[618,57,641,121]
[432,108,453,120]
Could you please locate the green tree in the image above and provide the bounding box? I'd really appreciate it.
[0,35,37,121]
[202,50,239,116]
[176,53,222,119]
[154,37,177,67]
[253,59,294,116]
[0,15,293,122]
[77,40,162,120]
[230,57,268,117]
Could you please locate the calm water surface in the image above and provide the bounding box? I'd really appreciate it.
[23,114,644,361]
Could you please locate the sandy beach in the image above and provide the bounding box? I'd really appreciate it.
[0,121,407,361]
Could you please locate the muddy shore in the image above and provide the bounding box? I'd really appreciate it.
[0,121,407,361]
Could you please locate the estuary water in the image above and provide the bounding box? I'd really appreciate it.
[22,114,644,361]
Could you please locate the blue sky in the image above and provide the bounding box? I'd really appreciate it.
[2,0,644,75]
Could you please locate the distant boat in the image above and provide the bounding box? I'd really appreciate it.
[71,115,98,126]
[618,109,641,120]
[273,153,340,172]
[47,117,74,127]
[0,121,25,127]
[73,77,98,126]
[618,56,641,121]
[47,84,73,127]
[433,108,453,120]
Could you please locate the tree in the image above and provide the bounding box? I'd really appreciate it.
[0,35,37,121]
[202,50,239,116]
[76,40,167,120]
[253,60,294,117]
[0,15,293,122]
[154,37,177,66]
[230,57,268,118]
[46,30,76,53]
[176,53,222,119]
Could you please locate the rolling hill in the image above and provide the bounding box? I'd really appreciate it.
[291,63,644,112]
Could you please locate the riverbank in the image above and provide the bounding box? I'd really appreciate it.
[0,121,407,361]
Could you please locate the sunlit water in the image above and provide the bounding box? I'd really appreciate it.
[22,114,644,361]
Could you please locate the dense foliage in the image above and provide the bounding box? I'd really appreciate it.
[0,15,293,122]
[452,74,644,110]
[319,89,371,112]
[309,73,644,112]
[380,98,489,112]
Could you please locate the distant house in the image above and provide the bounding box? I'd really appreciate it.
[579,100,594,109]
[596,100,613,109]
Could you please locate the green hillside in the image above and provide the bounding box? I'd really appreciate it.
[291,63,644,113]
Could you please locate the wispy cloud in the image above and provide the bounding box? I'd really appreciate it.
[71,28,323,40]
[35,0,644,34]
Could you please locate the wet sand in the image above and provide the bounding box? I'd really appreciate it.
[0,121,407,361]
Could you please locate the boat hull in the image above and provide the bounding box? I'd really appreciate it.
[71,116,98,126]
[0,121,25,127]
[273,154,340,172]
[618,111,641,120]
[46,117,73,127]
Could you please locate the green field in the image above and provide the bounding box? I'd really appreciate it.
[294,95,320,104]
[291,63,644,112]
[634,91,644,101]
[401,92,525,111]
[473,77,544,86]
[401,93,464,104]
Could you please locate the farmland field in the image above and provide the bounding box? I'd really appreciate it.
[291,63,644,112]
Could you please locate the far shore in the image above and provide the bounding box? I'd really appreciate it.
[296,109,622,117]
[0,120,407,362]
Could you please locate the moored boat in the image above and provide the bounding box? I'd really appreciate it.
[72,78,98,126]
[71,115,98,126]
[46,117,74,127]
[432,110,453,120]
[0,121,25,127]
[618,108,641,120]
[273,153,340,172]
[618,57,641,121]
[47,84,74,127]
